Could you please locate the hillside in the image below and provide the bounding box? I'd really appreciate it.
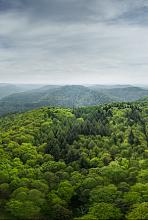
[0,101,148,219]
[0,84,43,100]
[0,84,27,99]
[0,84,148,116]
[0,85,112,116]
[91,86,148,101]
[138,96,148,102]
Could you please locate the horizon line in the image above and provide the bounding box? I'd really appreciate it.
[0,82,148,86]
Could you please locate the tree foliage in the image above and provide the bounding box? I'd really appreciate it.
[0,101,147,219]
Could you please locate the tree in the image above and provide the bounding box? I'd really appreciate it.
[90,184,118,203]
[128,130,135,145]
[57,181,74,202]
[88,203,121,220]
[126,202,148,220]
[6,200,41,219]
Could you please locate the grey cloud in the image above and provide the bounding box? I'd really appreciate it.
[1,0,148,24]
[0,0,148,84]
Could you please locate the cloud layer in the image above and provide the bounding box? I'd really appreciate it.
[0,0,148,84]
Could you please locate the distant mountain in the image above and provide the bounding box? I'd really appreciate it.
[91,86,148,101]
[88,84,133,90]
[0,84,148,116]
[0,83,43,99]
[0,84,25,99]
[0,85,112,115]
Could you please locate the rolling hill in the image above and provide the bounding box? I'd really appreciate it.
[0,85,113,116]
[0,84,148,116]
[90,86,148,101]
[0,83,43,99]
[0,84,26,99]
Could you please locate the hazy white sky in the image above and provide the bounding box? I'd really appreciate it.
[0,0,148,84]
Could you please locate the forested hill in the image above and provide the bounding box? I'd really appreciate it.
[90,86,148,102]
[0,85,148,116]
[0,84,43,99]
[0,85,112,116]
[0,101,148,219]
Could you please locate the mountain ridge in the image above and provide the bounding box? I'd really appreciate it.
[0,84,147,116]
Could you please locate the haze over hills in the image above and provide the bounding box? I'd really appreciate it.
[90,86,148,102]
[0,85,113,115]
[0,83,44,99]
[0,84,30,99]
[0,83,147,116]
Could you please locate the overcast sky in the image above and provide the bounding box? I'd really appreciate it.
[0,0,148,84]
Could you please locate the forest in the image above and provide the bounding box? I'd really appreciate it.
[0,84,147,116]
[0,100,148,219]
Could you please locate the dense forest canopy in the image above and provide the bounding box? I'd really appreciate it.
[0,100,148,219]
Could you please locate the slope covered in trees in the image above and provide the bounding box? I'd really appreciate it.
[0,101,148,219]
[90,86,148,102]
[0,84,44,100]
[0,85,112,116]
[0,84,23,99]
[0,85,148,116]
